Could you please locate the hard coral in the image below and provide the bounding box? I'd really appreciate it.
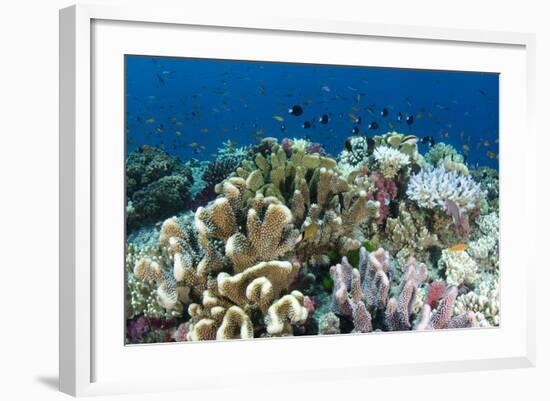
[126,146,193,231]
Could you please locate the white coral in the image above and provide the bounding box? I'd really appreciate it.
[406,165,484,214]
[439,249,478,287]
[373,146,410,179]
[454,271,499,327]
[468,212,499,269]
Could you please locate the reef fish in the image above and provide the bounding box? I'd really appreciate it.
[319,114,329,124]
[447,243,469,253]
[401,135,418,145]
[289,105,303,116]
[273,115,285,122]
[303,224,318,241]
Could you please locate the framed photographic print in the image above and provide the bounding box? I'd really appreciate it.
[59,4,536,397]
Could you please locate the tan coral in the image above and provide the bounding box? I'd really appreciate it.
[216,306,254,340]
[217,260,300,308]
[265,291,309,336]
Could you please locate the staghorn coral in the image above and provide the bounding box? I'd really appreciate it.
[438,249,478,287]
[407,165,484,215]
[373,145,410,179]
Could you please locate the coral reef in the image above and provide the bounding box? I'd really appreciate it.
[125,131,497,343]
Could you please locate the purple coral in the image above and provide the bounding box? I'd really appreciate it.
[330,247,396,333]
[127,316,149,343]
[281,138,293,157]
[385,258,427,331]
[306,142,325,155]
[171,322,190,342]
[415,286,477,330]
[330,255,372,332]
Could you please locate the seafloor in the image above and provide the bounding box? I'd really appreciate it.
[125,132,499,344]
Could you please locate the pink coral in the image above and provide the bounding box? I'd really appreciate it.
[303,296,315,316]
[425,281,447,310]
[171,322,190,342]
[371,171,398,224]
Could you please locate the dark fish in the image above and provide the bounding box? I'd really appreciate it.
[352,126,360,135]
[304,134,312,141]
[420,136,436,147]
[381,108,389,117]
[319,114,329,124]
[156,74,165,85]
[367,138,375,154]
[280,124,286,132]
[344,137,353,152]
[302,121,312,129]
[406,115,414,125]
[368,121,379,130]
[397,112,403,122]
[289,105,303,116]
[410,163,421,175]
[389,201,399,218]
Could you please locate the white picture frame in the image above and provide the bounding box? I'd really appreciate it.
[59,4,536,397]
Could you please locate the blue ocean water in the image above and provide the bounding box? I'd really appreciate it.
[125,55,498,169]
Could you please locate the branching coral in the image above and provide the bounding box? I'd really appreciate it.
[415,286,477,330]
[131,171,310,341]
[224,138,379,265]
[385,258,427,330]
[406,165,484,215]
[327,246,478,333]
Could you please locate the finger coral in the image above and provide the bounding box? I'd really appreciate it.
[415,286,477,330]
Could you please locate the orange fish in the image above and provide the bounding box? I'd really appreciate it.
[447,243,469,253]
